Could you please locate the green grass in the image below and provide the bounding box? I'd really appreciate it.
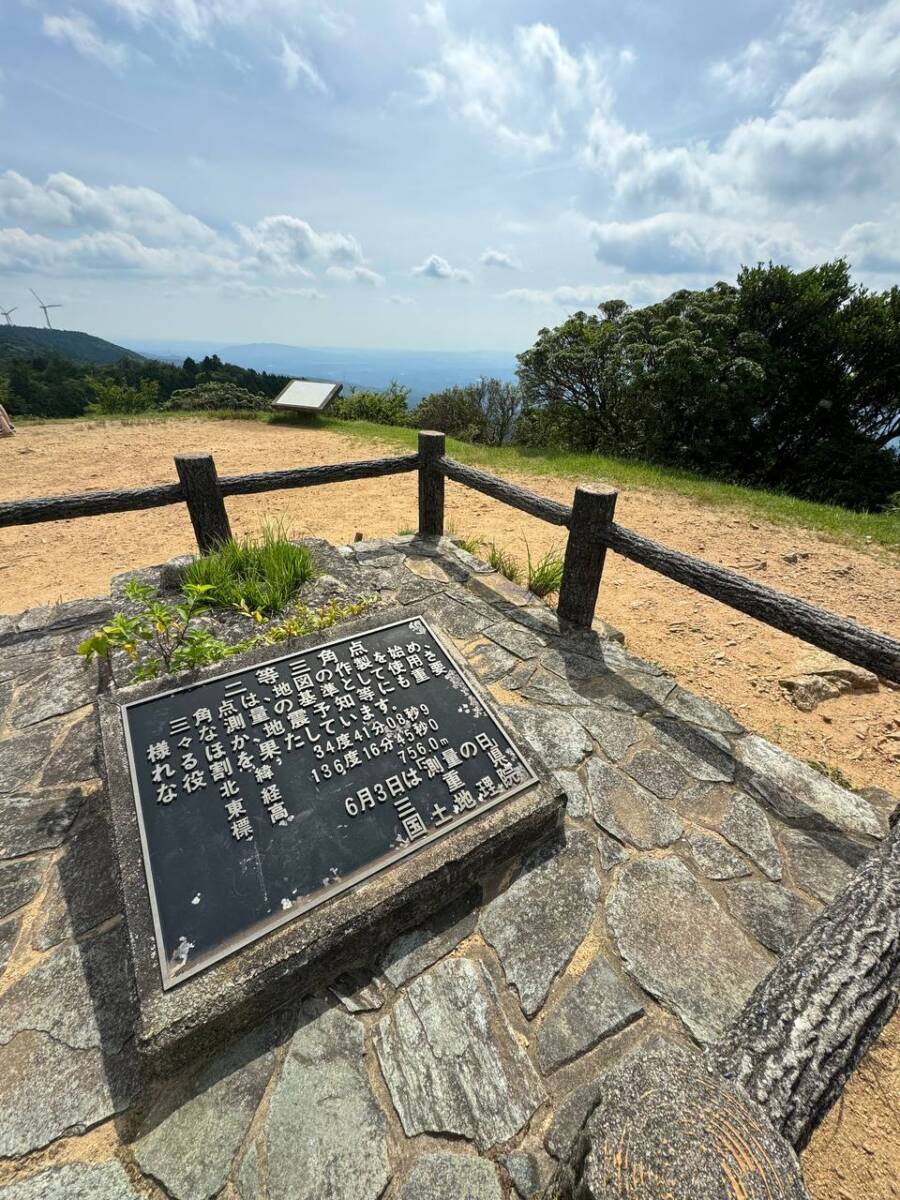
[314,418,900,553]
[524,540,565,598]
[15,409,900,551]
[183,522,316,616]
[488,542,522,584]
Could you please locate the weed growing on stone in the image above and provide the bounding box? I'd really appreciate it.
[78,579,377,683]
[488,542,522,584]
[807,758,856,791]
[183,522,316,617]
[525,540,564,599]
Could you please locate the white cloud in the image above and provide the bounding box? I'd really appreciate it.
[42,11,131,73]
[326,264,385,286]
[278,35,326,93]
[412,253,471,282]
[709,39,775,99]
[0,227,242,278]
[0,171,220,245]
[586,0,900,214]
[410,16,610,156]
[838,215,900,272]
[237,214,363,269]
[480,248,521,270]
[0,171,380,290]
[388,294,415,305]
[586,212,821,274]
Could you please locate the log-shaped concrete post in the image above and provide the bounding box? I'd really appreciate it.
[557,484,618,628]
[175,453,232,554]
[417,430,445,538]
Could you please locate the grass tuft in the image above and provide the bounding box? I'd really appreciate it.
[488,542,522,584]
[525,540,564,599]
[183,521,316,616]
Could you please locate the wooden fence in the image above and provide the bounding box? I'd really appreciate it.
[2,430,898,683]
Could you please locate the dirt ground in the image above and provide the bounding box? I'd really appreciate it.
[1,417,898,1194]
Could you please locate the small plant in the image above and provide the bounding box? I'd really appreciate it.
[396,527,416,536]
[488,542,522,584]
[79,579,377,683]
[807,759,855,791]
[456,532,484,556]
[262,597,376,644]
[525,540,565,599]
[183,522,315,617]
[78,579,249,682]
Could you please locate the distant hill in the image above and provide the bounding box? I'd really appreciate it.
[0,325,145,366]
[125,338,517,401]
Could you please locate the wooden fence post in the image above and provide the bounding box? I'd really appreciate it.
[557,484,618,628]
[417,430,445,538]
[175,453,232,554]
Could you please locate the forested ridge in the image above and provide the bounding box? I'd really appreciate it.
[2,261,898,511]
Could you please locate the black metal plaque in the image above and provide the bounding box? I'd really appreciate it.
[121,615,536,988]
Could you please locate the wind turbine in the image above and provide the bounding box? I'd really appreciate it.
[30,288,62,329]
[0,306,16,326]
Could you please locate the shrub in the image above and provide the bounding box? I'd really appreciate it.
[525,541,564,599]
[78,579,240,682]
[330,381,410,425]
[165,381,271,411]
[183,524,316,616]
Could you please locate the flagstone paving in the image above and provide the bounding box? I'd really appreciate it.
[0,535,890,1198]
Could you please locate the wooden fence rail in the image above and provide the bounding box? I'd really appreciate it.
[2,429,898,682]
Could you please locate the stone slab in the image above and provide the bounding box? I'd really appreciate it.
[724,880,819,954]
[536,953,643,1073]
[133,1018,282,1200]
[381,886,479,987]
[374,956,546,1148]
[399,1153,502,1200]
[735,734,884,839]
[606,857,772,1043]
[480,828,600,1016]
[260,1001,390,1200]
[586,758,683,850]
[0,1162,143,1200]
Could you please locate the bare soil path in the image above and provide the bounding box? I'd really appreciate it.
[3,418,897,797]
[2,416,899,1196]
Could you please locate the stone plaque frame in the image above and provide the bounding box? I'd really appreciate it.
[120,614,539,990]
[100,605,564,1070]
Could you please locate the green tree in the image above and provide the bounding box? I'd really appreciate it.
[88,377,160,414]
[517,301,633,452]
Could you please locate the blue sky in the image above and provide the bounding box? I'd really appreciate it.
[1,0,899,351]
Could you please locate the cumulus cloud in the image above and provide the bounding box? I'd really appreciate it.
[42,11,131,73]
[409,14,612,156]
[412,253,472,282]
[0,171,220,245]
[0,171,379,289]
[479,248,521,270]
[586,212,822,274]
[585,0,900,214]
[236,214,364,270]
